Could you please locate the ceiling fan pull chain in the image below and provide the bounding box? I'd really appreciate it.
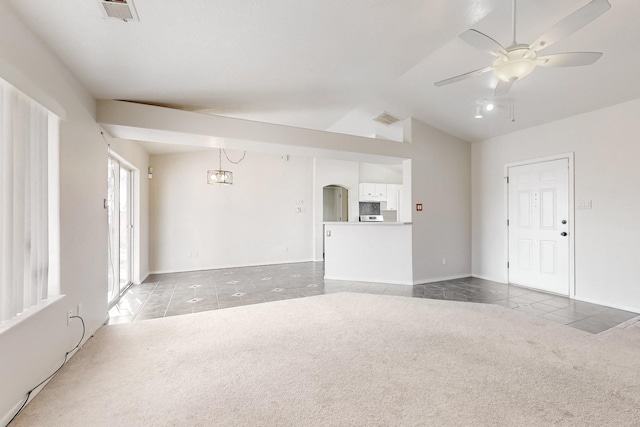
[510,94,516,123]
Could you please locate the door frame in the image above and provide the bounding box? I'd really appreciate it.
[107,152,137,306]
[504,153,575,297]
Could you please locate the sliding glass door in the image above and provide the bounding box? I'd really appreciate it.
[107,157,133,305]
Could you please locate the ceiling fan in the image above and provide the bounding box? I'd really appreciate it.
[435,0,611,96]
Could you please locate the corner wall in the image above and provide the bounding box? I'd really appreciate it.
[0,2,107,423]
[472,98,640,312]
[408,119,472,283]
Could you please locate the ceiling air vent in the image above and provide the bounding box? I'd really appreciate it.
[372,111,401,126]
[98,0,139,22]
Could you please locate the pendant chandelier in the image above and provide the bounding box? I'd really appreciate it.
[207,148,246,185]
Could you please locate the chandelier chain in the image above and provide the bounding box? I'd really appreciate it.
[222,149,246,165]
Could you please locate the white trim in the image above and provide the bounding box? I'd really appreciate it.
[107,154,139,297]
[148,259,318,276]
[413,274,472,285]
[134,273,149,286]
[572,295,640,314]
[323,275,413,286]
[470,274,506,284]
[504,153,575,298]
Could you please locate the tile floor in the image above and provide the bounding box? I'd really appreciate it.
[108,262,639,334]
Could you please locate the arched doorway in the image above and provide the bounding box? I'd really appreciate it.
[323,185,348,222]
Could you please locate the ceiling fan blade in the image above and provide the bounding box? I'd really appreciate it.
[495,78,516,96]
[459,30,507,56]
[434,66,493,87]
[530,0,611,52]
[537,52,603,67]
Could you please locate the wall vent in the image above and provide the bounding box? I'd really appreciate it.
[372,111,401,126]
[98,0,139,22]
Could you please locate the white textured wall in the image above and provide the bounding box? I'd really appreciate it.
[472,98,640,312]
[149,150,314,273]
[408,119,472,283]
[0,2,107,423]
[358,162,403,184]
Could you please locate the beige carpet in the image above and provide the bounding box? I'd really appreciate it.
[12,292,640,426]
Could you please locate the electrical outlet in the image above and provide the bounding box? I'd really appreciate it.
[67,310,73,326]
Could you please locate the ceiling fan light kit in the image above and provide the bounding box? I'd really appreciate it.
[492,47,537,82]
[435,0,611,96]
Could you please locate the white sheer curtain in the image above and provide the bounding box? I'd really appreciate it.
[0,79,50,323]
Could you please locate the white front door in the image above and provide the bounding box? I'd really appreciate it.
[508,158,570,295]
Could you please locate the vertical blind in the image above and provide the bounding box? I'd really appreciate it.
[0,79,51,323]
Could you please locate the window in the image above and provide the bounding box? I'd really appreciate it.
[0,78,57,323]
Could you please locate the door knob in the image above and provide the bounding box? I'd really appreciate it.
[561,220,567,224]
[560,232,568,237]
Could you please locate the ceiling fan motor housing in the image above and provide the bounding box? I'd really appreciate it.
[493,44,537,82]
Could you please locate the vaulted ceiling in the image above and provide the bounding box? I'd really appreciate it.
[8,0,640,145]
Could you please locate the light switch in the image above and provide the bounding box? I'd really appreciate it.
[326,230,331,237]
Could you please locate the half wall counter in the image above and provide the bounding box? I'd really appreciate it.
[323,222,413,285]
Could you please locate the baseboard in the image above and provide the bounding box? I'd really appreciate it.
[2,395,34,427]
[572,295,640,314]
[323,275,413,286]
[470,274,507,284]
[149,259,318,275]
[413,273,472,285]
[134,272,149,286]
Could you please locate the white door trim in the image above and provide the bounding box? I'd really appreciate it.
[504,153,575,298]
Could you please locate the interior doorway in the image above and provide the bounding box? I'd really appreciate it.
[107,157,134,306]
[322,185,348,259]
[323,185,348,222]
[507,156,573,295]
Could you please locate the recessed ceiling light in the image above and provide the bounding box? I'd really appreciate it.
[485,103,495,111]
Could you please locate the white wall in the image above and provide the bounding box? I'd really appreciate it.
[472,98,640,312]
[312,158,360,261]
[149,150,313,273]
[0,2,108,423]
[407,119,472,283]
[106,138,150,284]
[359,162,403,184]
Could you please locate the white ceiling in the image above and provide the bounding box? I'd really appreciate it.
[8,0,640,146]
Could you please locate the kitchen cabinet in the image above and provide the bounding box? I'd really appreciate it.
[359,183,400,203]
[359,183,386,201]
[359,183,376,201]
[386,184,398,210]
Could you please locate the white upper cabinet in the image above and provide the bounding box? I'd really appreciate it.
[360,183,376,201]
[386,184,398,210]
[359,183,401,205]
